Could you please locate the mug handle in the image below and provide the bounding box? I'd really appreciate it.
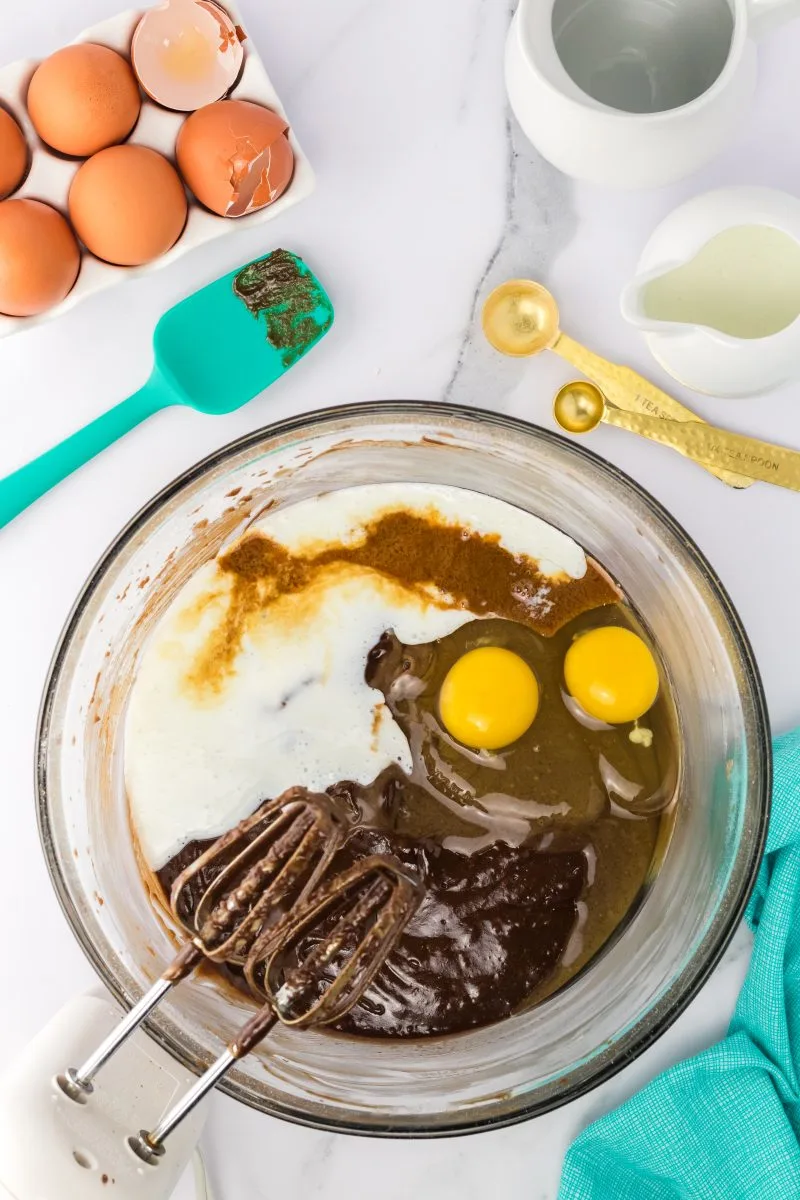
[748,0,800,38]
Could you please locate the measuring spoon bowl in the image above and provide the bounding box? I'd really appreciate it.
[553,380,606,434]
[482,280,561,357]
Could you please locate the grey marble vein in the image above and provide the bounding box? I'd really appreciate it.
[443,7,576,410]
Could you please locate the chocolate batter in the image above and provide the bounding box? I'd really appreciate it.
[155,510,678,1039]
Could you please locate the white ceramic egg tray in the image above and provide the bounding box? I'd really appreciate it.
[0,1,315,339]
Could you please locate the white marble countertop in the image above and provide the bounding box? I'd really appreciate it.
[2,1,800,1196]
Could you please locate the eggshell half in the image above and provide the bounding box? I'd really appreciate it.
[0,199,80,316]
[176,98,293,217]
[132,0,244,112]
[69,145,187,266]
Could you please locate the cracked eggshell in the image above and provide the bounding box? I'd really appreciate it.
[132,0,245,112]
[175,98,294,217]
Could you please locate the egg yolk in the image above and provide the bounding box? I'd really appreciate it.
[564,626,659,725]
[439,646,539,750]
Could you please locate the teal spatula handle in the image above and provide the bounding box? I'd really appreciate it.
[0,371,171,530]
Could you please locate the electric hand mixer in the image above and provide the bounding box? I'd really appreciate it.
[0,791,423,1199]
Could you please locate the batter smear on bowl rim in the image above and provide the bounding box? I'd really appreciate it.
[125,483,678,1038]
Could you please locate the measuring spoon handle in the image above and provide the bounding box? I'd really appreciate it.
[605,407,800,492]
[552,333,753,490]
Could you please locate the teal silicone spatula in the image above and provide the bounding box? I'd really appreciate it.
[0,250,334,530]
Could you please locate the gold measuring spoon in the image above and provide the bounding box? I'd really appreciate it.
[482,280,752,490]
[554,380,800,493]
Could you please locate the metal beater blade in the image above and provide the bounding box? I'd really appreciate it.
[59,790,346,1101]
[130,855,423,1162]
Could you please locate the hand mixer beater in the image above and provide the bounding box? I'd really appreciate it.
[0,790,423,1199]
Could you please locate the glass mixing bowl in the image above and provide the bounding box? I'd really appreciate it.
[37,402,770,1136]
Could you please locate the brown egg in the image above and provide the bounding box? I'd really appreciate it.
[27,43,141,157]
[0,108,28,198]
[0,199,80,316]
[69,145,187,266]
[176,99,293,217]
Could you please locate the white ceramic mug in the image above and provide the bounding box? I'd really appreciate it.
[506,0,800,189]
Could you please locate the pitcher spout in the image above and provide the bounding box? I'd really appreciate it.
[620,269,687,335]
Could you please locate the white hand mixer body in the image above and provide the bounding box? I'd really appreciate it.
[0,992,210,1200]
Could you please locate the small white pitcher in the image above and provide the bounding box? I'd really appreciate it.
[621,186,800,397]
[506,0,800,189]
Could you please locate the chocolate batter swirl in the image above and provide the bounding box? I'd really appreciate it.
[154,511,677,1039]
[322,830,587,1036]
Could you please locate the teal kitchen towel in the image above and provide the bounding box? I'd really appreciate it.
[559,727,800,1200]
